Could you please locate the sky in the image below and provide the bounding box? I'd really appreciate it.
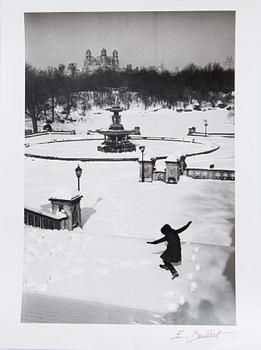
[25,12,235,71]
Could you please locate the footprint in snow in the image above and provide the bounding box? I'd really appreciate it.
[195,263,201,271]
[48,270,63,283]
[190,254,196,262]
[186,273,193,281]
[190,282,197,292]
[30,249,39,257]
[34,283,48,293]
[193,246,199,253]
[34,239,42,246]
[178,295,186,306]
[48,248,56,256]
[24,277,39,287]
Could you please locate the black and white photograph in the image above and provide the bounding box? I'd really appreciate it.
[1,0,261,349]
[22,11,235,325]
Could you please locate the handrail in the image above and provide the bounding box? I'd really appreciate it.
[24,206,67,230]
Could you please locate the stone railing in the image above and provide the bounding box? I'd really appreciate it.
[187,127,234,138]
[24,206,67,230]
[25,130,76,138]
[186,168,235,181]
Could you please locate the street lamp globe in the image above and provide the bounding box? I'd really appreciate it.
[75,164,83,191]
[75,164,83,178]
[139,145,145,153]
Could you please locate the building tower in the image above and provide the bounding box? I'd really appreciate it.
[100,48,107,67]
[112,50,119,70]
[83,49,92,71]
[86,49,91,59]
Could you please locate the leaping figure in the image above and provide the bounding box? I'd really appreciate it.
[147,221,192,279]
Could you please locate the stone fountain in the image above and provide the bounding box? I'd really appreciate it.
[97,89,137,153]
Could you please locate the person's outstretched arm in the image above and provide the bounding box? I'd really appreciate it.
[147,237,166,244]
[175,221,192,234]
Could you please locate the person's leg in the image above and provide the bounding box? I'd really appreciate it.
[164,262,179,279]
[159,260,171,270]
[160,261,177,272]
[165,262,177,273]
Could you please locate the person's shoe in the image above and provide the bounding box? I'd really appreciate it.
[171,271,179,280]
[159,264,169,270]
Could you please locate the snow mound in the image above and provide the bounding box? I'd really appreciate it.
[167,152,182,162]
[165,302,179,312]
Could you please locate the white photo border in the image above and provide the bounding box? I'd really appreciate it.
[1,0,261,349]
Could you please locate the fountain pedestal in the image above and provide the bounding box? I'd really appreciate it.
[97,106,136,153]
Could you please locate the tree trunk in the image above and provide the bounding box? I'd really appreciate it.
[65,104,71,119]
[51,96,55,122]
[31,115,38,133]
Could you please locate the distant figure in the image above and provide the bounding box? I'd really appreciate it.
[42,122,52,132]
[147,221,192,279]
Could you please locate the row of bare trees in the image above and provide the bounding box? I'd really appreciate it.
[25,62,234,133]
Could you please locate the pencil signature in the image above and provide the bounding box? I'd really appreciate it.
[170,329,236,343]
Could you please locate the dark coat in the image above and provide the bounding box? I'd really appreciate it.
[150,223,190,263]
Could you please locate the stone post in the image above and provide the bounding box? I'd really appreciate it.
[165,155,180,184]
[138,158,156,182]
[49,194,83,231]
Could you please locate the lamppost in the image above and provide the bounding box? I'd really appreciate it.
[139,145,145,183]
[204,119,208,137]
[75,164,83,191]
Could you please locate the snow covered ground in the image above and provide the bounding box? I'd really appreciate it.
[23,107,235,324]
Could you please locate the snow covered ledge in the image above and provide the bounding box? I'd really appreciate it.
[24,186,83,231]
[48,186,83,231]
